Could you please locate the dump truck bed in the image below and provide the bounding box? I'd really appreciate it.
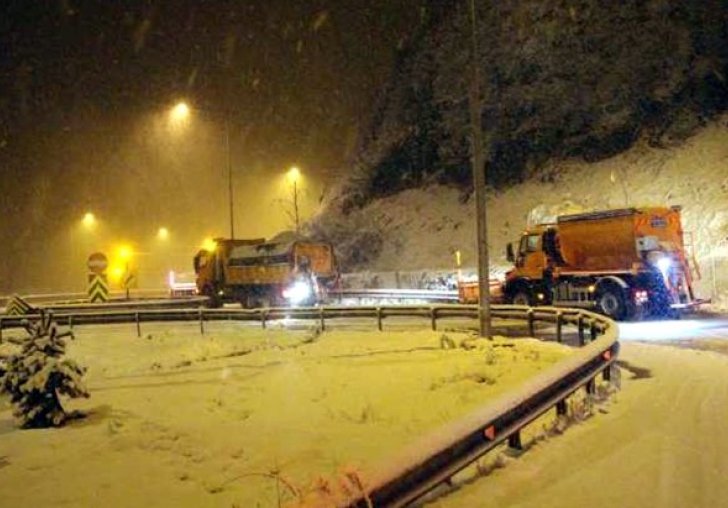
[556,207,684,272]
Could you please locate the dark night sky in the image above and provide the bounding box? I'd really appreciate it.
[0,0,426,292]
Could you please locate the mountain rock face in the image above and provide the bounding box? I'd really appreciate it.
[332,0,728,211]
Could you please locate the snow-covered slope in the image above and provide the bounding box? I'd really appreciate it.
[341,116,728,303]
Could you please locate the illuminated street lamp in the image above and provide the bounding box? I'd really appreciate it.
[157,227,170,241]
[170,101,235,238]
[82,212,97,230]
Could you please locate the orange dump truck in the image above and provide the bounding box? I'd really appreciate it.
[193,232,337,308]
[499,206,702,320]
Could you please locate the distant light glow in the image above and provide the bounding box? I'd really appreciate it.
[201,238,217,252]
[287,166,301,185]
[170,102,190,122]
[118,245,132,261]
[82,212,97,229]
[157,227,170,240]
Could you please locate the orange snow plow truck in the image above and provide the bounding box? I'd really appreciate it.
[463,206,704,320]
[193,232,337,308]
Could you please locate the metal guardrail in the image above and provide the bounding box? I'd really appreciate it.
[332,311,618,508]
[0,302,617,508]
[0,304,609,346]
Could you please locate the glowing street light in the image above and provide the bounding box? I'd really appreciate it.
[170,102,190,122]
[157,227,170,241]
[169,101,235,239]
[82,212,97,230]
[287,166,301,233]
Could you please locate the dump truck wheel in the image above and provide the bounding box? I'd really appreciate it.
[596,285,627,320]
[202,285,222,308]
[511,289,533,306]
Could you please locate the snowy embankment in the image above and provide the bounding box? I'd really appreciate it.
[340,117,728,309]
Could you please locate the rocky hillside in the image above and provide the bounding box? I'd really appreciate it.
[334,0,728,208]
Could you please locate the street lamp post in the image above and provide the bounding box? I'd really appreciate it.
[170,102,235,239]
[468,0,492,338]
[287,166,301,233]
[224,112,234,239]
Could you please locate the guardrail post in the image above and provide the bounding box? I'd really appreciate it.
[199,309,205,335]
[586,377,596,395]
[603,364,612,382]
[377,307,383,331]
[527,309,535,337]
[555,311,563,343]
[135,312,141,338]
[319,307,326,332]
[0,318,3,341]
[68,315,74,332]
[590,320,598,342]
[508,431,523,451]
[556,399,568,416]
[430,307,437,331]
[261,310,267,329]
[577,315,585,346]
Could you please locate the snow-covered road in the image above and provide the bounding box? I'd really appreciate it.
[424,340,728,508]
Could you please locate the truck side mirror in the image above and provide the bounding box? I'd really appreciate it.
[506,243,515,263]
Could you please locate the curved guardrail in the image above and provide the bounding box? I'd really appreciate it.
[0,304,609,346]
[325,309,618,508]
[0,303,617,507]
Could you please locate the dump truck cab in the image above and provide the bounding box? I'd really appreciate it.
[194,233,338,308]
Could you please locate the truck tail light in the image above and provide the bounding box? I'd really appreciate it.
[633,289,649,304]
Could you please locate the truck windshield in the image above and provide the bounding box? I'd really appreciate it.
[520,234,540,255]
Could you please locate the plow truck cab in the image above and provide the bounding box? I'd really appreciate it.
[503,206,702,320]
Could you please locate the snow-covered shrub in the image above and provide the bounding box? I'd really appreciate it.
[0,311,89,428]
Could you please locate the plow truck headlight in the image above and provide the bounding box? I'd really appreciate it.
[656,256,671,275]
[283,281,312,304]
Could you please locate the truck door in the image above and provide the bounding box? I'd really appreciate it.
[517,233,547,279]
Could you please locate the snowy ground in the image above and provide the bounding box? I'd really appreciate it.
[3,318,728,508]
[0,320,575,508]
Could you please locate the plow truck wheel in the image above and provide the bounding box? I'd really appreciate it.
[596,283,629,321]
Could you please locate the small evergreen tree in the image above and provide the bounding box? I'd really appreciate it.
[0,311,89,428]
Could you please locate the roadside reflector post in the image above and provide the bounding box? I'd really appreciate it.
[377,307,383,331]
